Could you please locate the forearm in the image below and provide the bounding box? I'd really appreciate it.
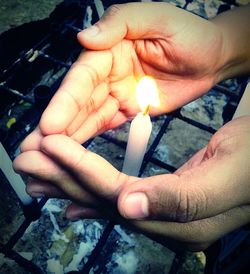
[211,5,250,81]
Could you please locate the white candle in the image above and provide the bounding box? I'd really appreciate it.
[94,0,105,18]
[0,143,33,205]
[122,112,152,176]
[233,81,250,119]
[122,76,159,176]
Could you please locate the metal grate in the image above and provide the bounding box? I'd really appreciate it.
[0,1,248,273]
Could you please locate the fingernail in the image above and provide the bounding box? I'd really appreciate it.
[29,192,45,198]
[65,212,80,221]
[67,216,80,222]
[123,193,149,219]
[82,25,99,37]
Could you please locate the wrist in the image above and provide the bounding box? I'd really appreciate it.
[210,5,250,83]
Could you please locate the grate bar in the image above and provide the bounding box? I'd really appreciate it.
[4,219,33,251]
[4,198,47,250]
[176,112,217,134]
[140,115,174,175]
[0,83,34,104]
[149,157,177,173]
[39,51,72,68]
[0,243,43,274]
[79,222,115,273]
[0,1,248,273]
[66,23,82,33]
[1,34,51,78]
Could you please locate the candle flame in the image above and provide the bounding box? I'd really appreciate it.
[136,76,159,113]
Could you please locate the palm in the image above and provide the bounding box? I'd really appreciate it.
[132,31,223,111]
[17,117,250,251]
[37,8,223,144]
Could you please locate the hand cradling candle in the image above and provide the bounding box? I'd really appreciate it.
[122,76,159,176]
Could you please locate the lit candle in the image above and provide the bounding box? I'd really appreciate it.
[0,143,33,205]
[233,81,250,119]
[122,76,159,176]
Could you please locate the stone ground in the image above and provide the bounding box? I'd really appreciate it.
[0,0,63,34]
[2,0,248,273]
[0,1,206,273]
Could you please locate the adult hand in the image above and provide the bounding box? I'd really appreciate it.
[14,3,250,251]
[22,2,228,149]
[13,116,250,251]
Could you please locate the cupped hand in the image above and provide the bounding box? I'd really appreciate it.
[21,2,226,150]
[13,116,250,251]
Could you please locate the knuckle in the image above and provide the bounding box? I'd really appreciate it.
[95,111,107,132]
[85,97,96,114]
[70,60,100,89]
[95,96,118,132]
[105,4,122,18]
[72,148,89,171]
[174,186,201,223]
[74,62,100,87]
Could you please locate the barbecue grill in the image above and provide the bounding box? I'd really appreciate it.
[0,1,249,273]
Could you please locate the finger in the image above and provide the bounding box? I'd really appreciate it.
[66,203,250,252]
[65,81,110,138]
[78,2,181,49]
[65,203,103,220]
[13,150,98,207]
[26,178,67,198]
[20,127,44,152]
[40,134,137,200]
[130,205,250,251]
[95,111,127,137]
[118,148,250,222]
[40,50,112,135]
[105,111,127,130]
[71,95,119,143]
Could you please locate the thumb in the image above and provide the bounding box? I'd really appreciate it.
[77,2,180,50]
[117,151,250,222]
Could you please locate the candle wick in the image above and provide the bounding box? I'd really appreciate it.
[143,105,150,116]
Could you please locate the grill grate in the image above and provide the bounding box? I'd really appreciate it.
[0,1,248,273]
